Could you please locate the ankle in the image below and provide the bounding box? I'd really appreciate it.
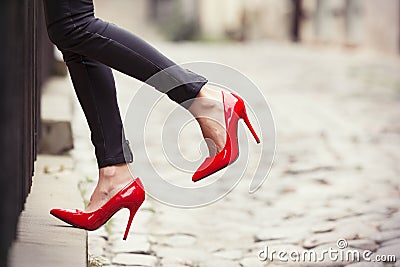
[100,165,118,178]
[190,87,223,117]
[196,99,220,111]
[196,86,220,99]
[99,163,133,185]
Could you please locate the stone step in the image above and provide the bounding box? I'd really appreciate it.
[8,155,87,267]
[38,76,74,155]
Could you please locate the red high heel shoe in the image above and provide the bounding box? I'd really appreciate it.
[192,92,260,182]
[50,178,145,240]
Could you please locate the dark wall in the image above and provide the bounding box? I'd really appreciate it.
[0,0,54,265]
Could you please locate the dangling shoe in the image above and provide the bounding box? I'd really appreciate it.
[50,178,145,240]
[192,92,260,182]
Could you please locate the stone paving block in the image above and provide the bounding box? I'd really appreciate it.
[303,221,380,249]
[371,230,400,243]
[163,234,197,247]
[111,234,151,254]
[379,220,400,231]
[254,226,306,242]
[213,249,243,260]
[311,222,336,234]
[159,257,194,267]
[303,233,341,249]
[381,237,400,248]
[348,239,379,252]
[112,253,157,267]
[151,246,209,262]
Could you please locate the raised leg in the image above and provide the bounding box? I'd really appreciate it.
[43,0,207,107]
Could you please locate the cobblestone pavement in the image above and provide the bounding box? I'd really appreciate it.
[71,42,400,267]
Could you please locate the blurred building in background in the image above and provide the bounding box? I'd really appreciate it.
[300,0,399,54]
[147,0,400,54]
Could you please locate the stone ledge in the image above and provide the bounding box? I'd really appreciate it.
[38,77,74,155]
[8,155,87,267]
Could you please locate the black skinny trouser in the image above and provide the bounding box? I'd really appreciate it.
[42,0,208,168]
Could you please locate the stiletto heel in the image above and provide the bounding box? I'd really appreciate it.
[123,206,138,240]
[241,105,260,144]
[192,92,261,182]
[50,178,145,240]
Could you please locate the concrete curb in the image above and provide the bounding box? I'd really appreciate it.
[8,155,87,267]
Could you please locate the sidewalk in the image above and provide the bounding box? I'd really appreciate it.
[8,155,87,267]
[73,41,400,267]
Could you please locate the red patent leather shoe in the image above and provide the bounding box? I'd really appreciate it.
[50,178,145,240]
[192,92,260,182]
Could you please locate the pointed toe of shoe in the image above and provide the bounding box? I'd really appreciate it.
[50,208,78,217]
[49,179,146,236]
[192,160,211,182]
[192,156,227,182]
[50,208,66,218]
[50,208,84,225]
[192,172,203,182]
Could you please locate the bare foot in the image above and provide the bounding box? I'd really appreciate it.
[189,87,226,156]
[85,163,135,212]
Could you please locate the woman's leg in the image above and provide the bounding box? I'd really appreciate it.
[43,0,226,206]
[43,0,225,154]
[62,50,132,168]
[61,50,135,211]
[43,0,207,108]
